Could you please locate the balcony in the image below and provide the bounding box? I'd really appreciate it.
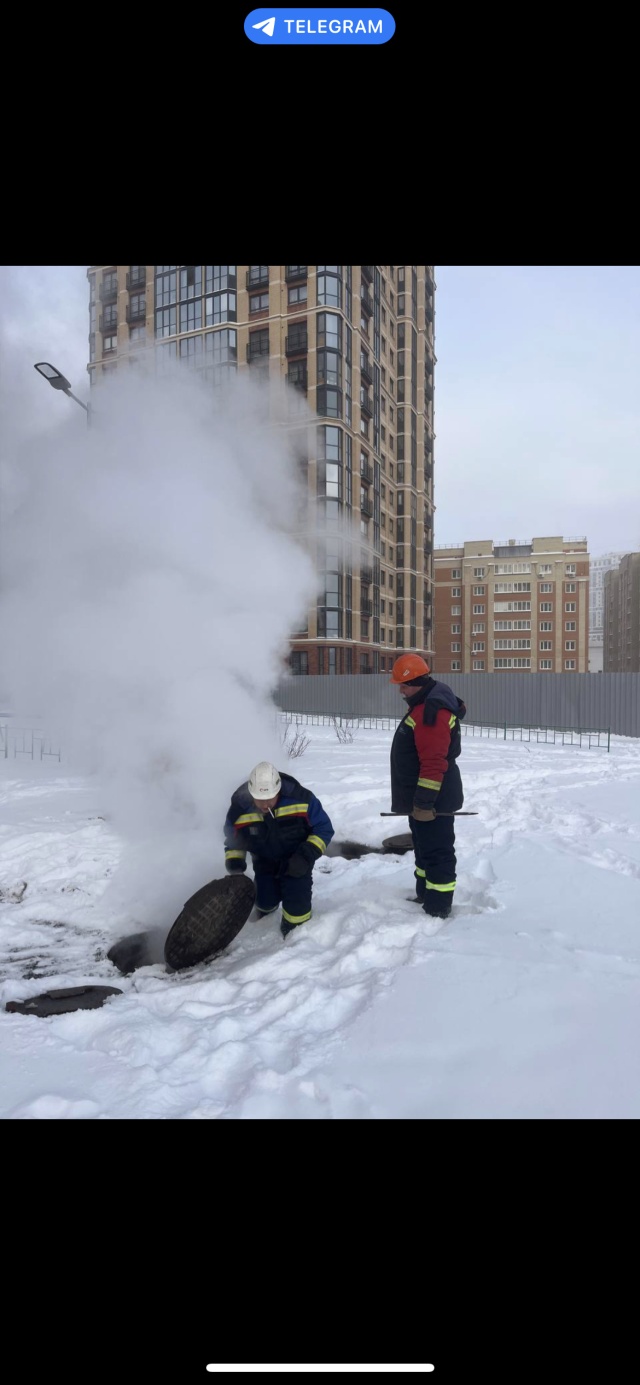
[360,391,373,418]
[361,598,373,618]
[99,280,118,303]
[360,461,373,485]
[286,369,307,393]
[360,566,373,586]
[285,332,308,356]
[126,269,146,291]
[126,302,146,324]
[361,287,373,317]
[285,266,307,282]
[361,495,373,519]
[360,354,373,386]
[246,268,269,291]
[361,265,374,284]
[99,314,118,334]
[246,342,270,363]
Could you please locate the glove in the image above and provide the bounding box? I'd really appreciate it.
[412,805,437,822]
[285,852,313,878]
[225,858,247,874]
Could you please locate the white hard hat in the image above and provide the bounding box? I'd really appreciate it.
[247,762,282,800]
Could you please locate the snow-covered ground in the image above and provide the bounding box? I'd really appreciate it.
[1,725,640,1119]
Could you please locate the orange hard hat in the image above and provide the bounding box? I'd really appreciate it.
[390,654,431,684]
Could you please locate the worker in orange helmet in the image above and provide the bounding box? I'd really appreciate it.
[389,654,467,920]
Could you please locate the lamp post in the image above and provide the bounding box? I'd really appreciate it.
[34,362,91,427]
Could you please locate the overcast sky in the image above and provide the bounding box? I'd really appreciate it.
[2,265,638,558]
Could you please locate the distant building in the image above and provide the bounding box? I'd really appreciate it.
[434,537,589,673]
[87,264,436,675]
[603,553,640,672]
[589,552,625,672]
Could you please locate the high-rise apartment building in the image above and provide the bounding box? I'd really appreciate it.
[87,265,436,675]
[589,552,626,671]
[603,552,640,672]
[433,537,590,673]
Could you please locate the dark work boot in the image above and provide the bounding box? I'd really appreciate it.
[280,917,307,939]
[422,891,453,921]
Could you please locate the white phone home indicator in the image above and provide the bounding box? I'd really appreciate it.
[206,1368,435,1374]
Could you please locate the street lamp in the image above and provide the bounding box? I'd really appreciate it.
[34,362,91,426]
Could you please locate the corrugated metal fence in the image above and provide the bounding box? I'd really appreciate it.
[275,672,640,738]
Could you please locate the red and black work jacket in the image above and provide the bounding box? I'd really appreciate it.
[390,678,466,815]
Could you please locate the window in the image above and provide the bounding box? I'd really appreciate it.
[473,567,485,578]
[451,569,461,579]
[103,335,117,353]
[565,602,576,612]
[317,266,342,308]
[565,582,576,592]
[540,602,552,612]
[472,604,485,615]
[129,325,146,343]
[565,640,576,651]
[317,387,342,419]
[472,623,485,634]
[288,284,307,306]
[317,350,343,388]
[180,299,202,332]
[317,312,342,351]
[540,583,553,593]
[472,642,485,652]
[286,265,307,280]
[540,640,552,650]
[451,605,461,616]
[451,586,461,597]
[249,292,269,313]
[473,660,485,671]
[473,585,485,596]
[565,564,576,575]
[155,305,176,338]
[129,293,146,319]
[565,621,576,631]
[565,659,576,669]
[290,651,308,675]
[451,661,461,670]
[205,292,237,325]
[204,328,237,384]
[179,335,203,366]
[540,659,552,669]
[247,328,269,360]
[451,624,461,634]
[206,266,236,293]
[451,643,461,653]
[247,266,269,289]
[155,269,177,306]
[538,564,552,575]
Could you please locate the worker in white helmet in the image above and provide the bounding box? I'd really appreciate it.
[223,761,335,938]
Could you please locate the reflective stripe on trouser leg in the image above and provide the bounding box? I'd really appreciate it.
[281,872,313,927]
[414,864,426,901]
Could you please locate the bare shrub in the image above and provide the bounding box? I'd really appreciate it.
[332,716,356,744]
[280,722,310,758]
